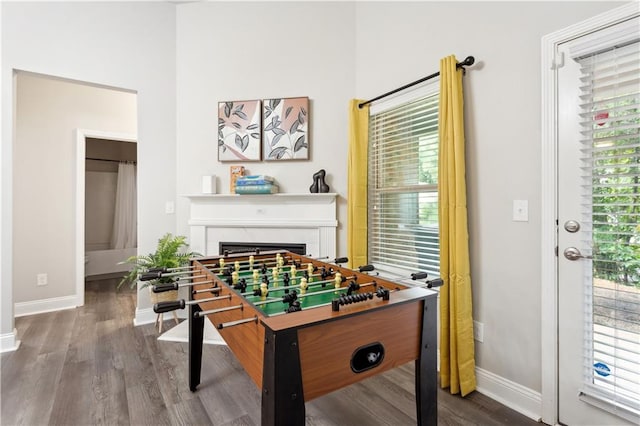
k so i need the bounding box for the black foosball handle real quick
[411,272,428,280]
[153,300,186,313]
[358,265,375,272]
[147,267,169,273]
[152,282,179,293]
[140,271,163,281]
[334,257,349,264]
[426,278,444,288]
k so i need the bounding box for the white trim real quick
[540,4,640,425]
[14,295,77,317]
[0,329,21,353]
[475,367,543,423]
[188,219,338,228]
[75,129,136,309]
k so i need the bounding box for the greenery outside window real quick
[368,83,440,277]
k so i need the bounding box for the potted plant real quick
[119,233,201,331]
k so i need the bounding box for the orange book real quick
[230,165,245,193]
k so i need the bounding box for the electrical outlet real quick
[37,273,48,286]
[473,320,484,342]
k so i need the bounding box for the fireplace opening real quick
[219,242,307,256]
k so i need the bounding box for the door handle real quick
[563,247,593,261]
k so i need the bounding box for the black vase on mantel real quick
[310,169,330,193]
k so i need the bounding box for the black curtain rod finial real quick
[458,56,475,67]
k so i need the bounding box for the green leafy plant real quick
[118,233,201,290]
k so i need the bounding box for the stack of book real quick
[235,175,279,194]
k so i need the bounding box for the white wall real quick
[175,1,356,253]
[354,1,623,393]
[13,72,136,302]
[1,2,176,337]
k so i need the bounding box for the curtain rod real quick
[86,157,136,164]
[358,56,475,109]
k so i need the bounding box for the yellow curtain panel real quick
[347,100,369,269]
[438,55,477,396]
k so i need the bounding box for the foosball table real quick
[149,250,439,425]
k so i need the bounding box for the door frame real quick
[74,128,136,307]
[540,3,640,424]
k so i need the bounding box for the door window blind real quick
[578,40,640,414]
[368,91,440,276]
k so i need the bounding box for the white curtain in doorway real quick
[111,162,137,249]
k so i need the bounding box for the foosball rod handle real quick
[425,278,444,288]
[334,257,348,264]
[153,300,186,313]
[358,264,375,273]
[411,271,428,280]
[216,316,258,330]
[152,279,215,293]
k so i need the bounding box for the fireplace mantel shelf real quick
[183,193,337,201]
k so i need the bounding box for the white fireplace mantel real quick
[184,193,338,259]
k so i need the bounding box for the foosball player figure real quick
[282,273,290,293]
[233,278,247,293]
[334,272,342,293]
[232,270,239,285]
[271,267,279,286]
[260,281,269,300]
[260,263,268,275]
[219,258,225,274]
[290,265,297,284]
[307,263,314,281]
[299,277,308,294]
[249,255,254,270]
[234,261,240,272]
[252,269,260,290]
[277,253,285,270]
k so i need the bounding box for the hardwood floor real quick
[1,279,539,425]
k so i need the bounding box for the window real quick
[368,84,440,277]
[578,40,640,414]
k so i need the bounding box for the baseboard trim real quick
[14,295,77,318]
[0,328,21,353]
[475,366,542,422]
[133,306,188,327]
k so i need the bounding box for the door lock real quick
[564,220,580,233]
[563,247,593,261]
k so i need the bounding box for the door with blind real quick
[557,15,640,425]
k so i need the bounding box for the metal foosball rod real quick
[216,316,258,330]
[194,303,244,318]
[239,274,358,296]
[140,269,208,281]
[252,281,378,307]
[410,272,445,289]
[153,294,232,313]
[152,280,216,293]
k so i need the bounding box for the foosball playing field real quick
[148,250,440,426]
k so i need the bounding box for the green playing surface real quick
[213,267,349,316]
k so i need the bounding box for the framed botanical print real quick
[262,97,309,160]
[218,100,262,161]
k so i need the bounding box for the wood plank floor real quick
[1,279,539,425]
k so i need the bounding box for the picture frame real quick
[262,96,309,160]
[218,100,262,162]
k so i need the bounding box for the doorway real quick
[75,130,137,307]
[83,137,137,279]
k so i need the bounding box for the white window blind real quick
[578,40,640,415]
[368,89,440,276]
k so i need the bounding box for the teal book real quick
[236,175,275,186]
[235,184,279,194]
